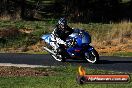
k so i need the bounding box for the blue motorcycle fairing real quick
[41,34,51,44]
[66,45,94,57]
[67,47,82,57]
[68,29,91,47]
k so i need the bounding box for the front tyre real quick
[85,49,99,63]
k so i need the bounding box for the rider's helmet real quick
[57,17,67,30]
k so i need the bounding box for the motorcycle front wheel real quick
[85,49,99,63]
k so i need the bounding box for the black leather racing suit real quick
[50,25,73,56]
[53,25,73,41]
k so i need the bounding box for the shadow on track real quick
[98,60,132,64]
[65,59,132,64]
[65,59,88,63]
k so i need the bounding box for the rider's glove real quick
[52,34,67,46]
[57,39,66,46]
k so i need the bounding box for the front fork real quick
[82,45,94,58]
[82,45,94,52]
[87,45,94,51]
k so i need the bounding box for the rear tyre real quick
[85,49,99,63]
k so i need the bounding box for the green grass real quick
[112,52,132,57]
[1,20,132,56]
[21,51,48,54]
[1,76,131,88]
[0,66,131,88]
[0,20,55,48]
[0,20,113,48]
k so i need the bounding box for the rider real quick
[50,17,73,54]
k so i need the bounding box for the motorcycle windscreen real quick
[68,33,82,46]
[69,31,91,46]
[82,32,91,44]
[41,34,51,44]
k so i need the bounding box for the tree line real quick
[0,0,132,22]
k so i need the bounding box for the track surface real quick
[0,53,132,72]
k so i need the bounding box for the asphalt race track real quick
[0,53,132,72]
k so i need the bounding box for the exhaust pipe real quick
[44,47,56,55]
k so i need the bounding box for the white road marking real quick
[0,63,55,68]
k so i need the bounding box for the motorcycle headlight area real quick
[66,38,77,47]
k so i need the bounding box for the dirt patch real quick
[0,27,21,38]
[0,40,44,53]
[0,66,57,77]
[0,27,34,40]
[93,39,132,55]
[19,28,33,34]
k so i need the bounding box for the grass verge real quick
[112,52,132,57]
[0,66,131,88]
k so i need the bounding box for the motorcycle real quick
[41,29,99,63]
